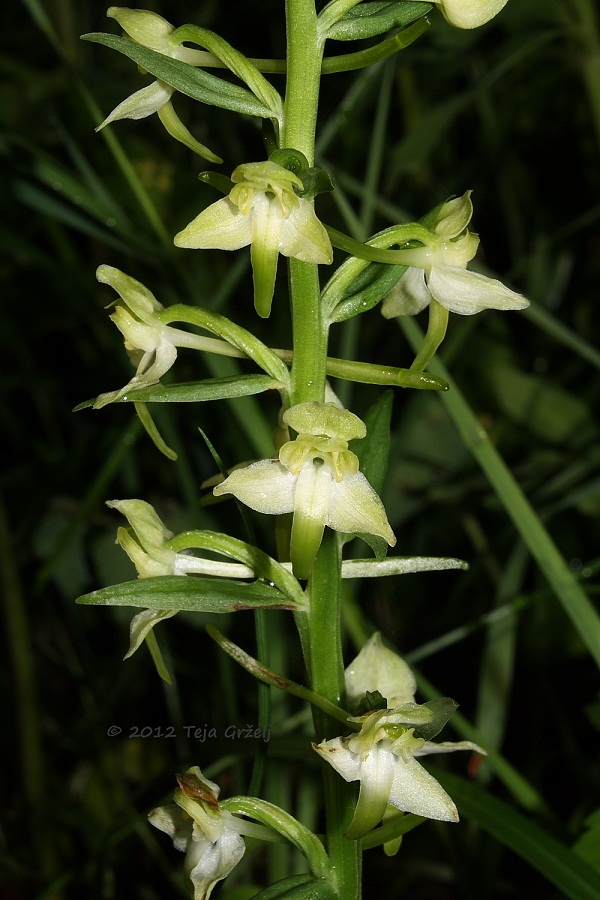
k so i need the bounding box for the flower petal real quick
[96,265,164,319]
[428,265,528,315]
[289,460,332,578]
[174,198,253,251]
[436,0,509,30]
[96,81,173,129]
[312,737,363,782]
[388,755,459,821]
[346,745,396,838]
[381,266,431,317]
[278,199,333,264]
[213,460,296,515]
[345,632,417,711]
[148,803,193,852]
[249,193,284,317]
[433,191,473,239]
[124,608,178,659]
[186,827,245,900]
[415,739,486,757]
[327,472,396,546]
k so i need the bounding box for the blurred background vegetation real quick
[2,0,600,897]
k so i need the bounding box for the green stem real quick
[283,4,361,891]
[282,0,329,406]
[289,260,328,404]
[282,0,322,162]
[307,533,362,898]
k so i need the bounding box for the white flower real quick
[313,634,484,837]
[175,161,333,318]
[381,191,527,317]
[314,705,482,836]
[417,0,510,29]
[94,265,214,408]
[97,8,220,160]
[149,767,246,900]
[213,402,395,578]
[107,499,256,658]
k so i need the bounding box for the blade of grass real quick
[400,316,600,671]
[432,769,600,900]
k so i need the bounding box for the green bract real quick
[174,161,333,318]
[323,1,433,41]
[214,402,395,578]
[381,192,528,317]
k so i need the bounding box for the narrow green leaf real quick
[76,576,301,612]
[75,375,280,409]
[250,874,337,900]
[82,33,273,119]
[433,770,600,900]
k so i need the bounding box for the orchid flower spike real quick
[174,160,333,318]
[213,402,395,579]
[422,0,510,29]
[313,634,484,837]
[97,8,220,161]
[381,191,527,317]
[149,767,246,900]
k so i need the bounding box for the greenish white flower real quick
[149,767,246,900]
[107,499,256,658]
[313,635,484,836]
[97,8,220,160]
[381,191,527,317]
[94,265,212,408]
[174,161,333,318]
[213,402,395,579]
[424,0,510,29]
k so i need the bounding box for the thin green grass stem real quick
[400,316,600,671]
